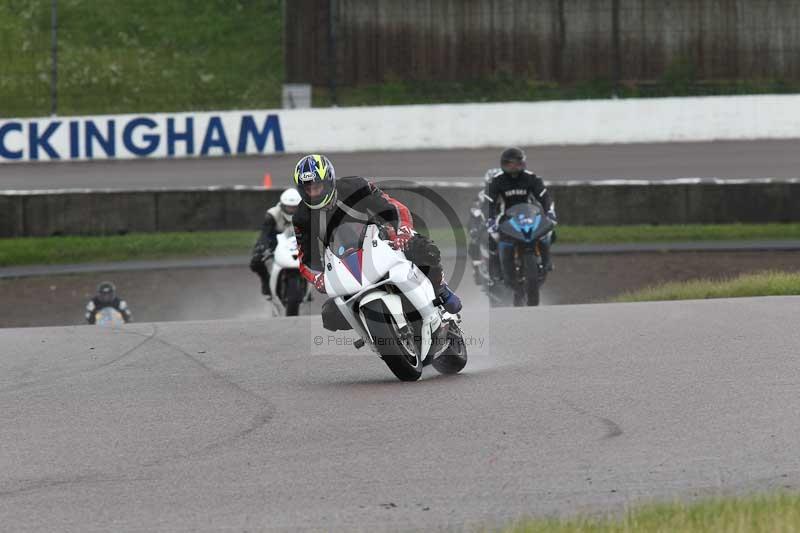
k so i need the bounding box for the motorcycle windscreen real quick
[324,224,406,297]
[360,224,406,282]
[95,307,125,326]
[499,203,553,242]
[329,222,366,260]
[325,223,369,296]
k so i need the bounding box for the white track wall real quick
[2,94,799,163]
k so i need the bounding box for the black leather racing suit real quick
[249,204,291,294]
[292,176,444,331]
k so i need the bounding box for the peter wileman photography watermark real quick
[313,333,487,350]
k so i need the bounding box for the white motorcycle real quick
[93,307,126,326]
[325,222,468,381]
[264,228,312,316]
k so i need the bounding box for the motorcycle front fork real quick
[513,242,541,282]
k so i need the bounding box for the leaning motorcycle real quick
[479,202,555,307]
[324,222,468,382]
[264,228,312,316]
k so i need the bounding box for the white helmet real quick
[279,188,302,223]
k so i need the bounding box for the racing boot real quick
[438,282,462,314]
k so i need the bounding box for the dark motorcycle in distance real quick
[479,202,555,307]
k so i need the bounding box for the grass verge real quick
[0,231,257,267]
[615,271,800,302]
[504,492,800,532]
[2,223,800,268]
[556,223,800,244]
[0,0,283,117]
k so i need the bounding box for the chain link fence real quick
[0,0,283,118]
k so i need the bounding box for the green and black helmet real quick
[293,154,336,209]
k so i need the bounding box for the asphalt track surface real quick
[2,296,800,531]
[2,139,800,190]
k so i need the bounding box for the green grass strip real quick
[615,271,800,302]
[409,224,800,246]
[2,223,800,267]
[0,231,257,267]
[505,492,800,532]
[556,223,800,244]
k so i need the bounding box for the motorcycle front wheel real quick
[524,248,540,306]
[283,273,306,316]
[511,247,540,307]
[360,299,423,382]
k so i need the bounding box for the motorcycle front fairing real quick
[268,230,300,301]
[499,203,554,244]
[272,230,300,270]
[94,307,125,326]
[267,229,311,315]
[325,224,441,357]
[324,224,407,298]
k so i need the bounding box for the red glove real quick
[392,226,414,251]
[311,272,326,293]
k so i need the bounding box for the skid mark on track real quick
[1,329,277,499]
[93,325,160,371]
[0,325,158,395]
[562,399,623,439]
[122,330,278,462]
[125,329,272,403]
[0,472,152,499]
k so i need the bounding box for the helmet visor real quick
[98,290,114,304]
[501,159,525,174]
[281,204,298,216]
[303,181,326,202]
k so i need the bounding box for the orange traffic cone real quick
[263,172,273,188]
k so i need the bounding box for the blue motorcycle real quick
[480,202,555,307]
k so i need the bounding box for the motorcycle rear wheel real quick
[432,326,468,375]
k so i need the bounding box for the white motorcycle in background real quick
[325,222,468,381]
[93,307,126,326]
[264,228,312,316]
